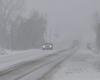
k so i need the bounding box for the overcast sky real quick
[25,0,100,49]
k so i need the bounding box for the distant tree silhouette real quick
[10,11,47,50]
[0,0,47,50]
[95,25,100,51]
[94,13,100,52]
[0,0,25,49]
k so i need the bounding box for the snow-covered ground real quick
[0,44,100,80]
[0,49,57,69]
[51,49,100,80]
[0,0,100,80]
[0,45,78,80]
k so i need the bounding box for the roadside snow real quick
[51,49,100,80]
[0,49,57,72]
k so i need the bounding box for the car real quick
[42,43,53,50]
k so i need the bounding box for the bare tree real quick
[11,11,47,50]
[0,0,25,33]
[0,0,25,49]
[0,0,47,50]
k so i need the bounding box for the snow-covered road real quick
[51,49,100,80]
[0,44,78,80]
[0,42,100,80]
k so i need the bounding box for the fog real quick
[47,0,97,49]
[0,0,100,50]
[26,0,100,49]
